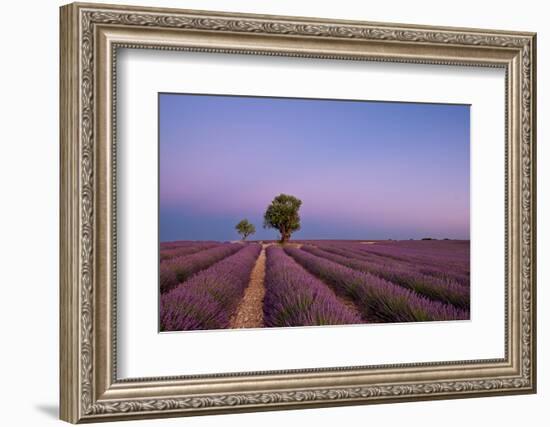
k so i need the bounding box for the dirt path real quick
[230,245,267,329]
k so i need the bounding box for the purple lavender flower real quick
[160,244,261,331]
[264,246,361,327]
[160,243,243,293]
[160,243,218,261]
[284,246,468,323]
[301,245,470,310]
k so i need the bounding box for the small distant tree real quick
[235,219,256,241]
[263,194,302,243]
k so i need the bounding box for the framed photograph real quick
[60,2,537,423]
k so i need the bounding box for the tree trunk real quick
[280,230,290,244]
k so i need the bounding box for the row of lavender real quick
[160,242,244,293]
[300,245,469,309]
[282,247,468,323]
[161,244,261,330]
[303,240,470,279]
[263,246,361,327]
[352,241,469,282]
[310,240,469,311]
[263,240,468,327]
[160,242,218,261]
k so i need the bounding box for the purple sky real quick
[159,93,470,242]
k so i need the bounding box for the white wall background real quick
[0,0,545,425]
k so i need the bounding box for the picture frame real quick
[59,2,537,423]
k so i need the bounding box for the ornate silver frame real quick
[60,2,537,423]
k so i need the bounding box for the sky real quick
[159,93,470,242]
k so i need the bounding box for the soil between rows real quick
[230,245,267,329]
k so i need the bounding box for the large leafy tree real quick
[263,194,302,243]
[235,219,256,241]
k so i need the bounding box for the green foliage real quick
[235,219,256,240]
[263,194,302,243]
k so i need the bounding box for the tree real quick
[235,219,256,241]
[263,194,302,243]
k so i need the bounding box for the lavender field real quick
[159,239,470,332]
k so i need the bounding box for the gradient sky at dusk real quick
[159,93,470,242]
